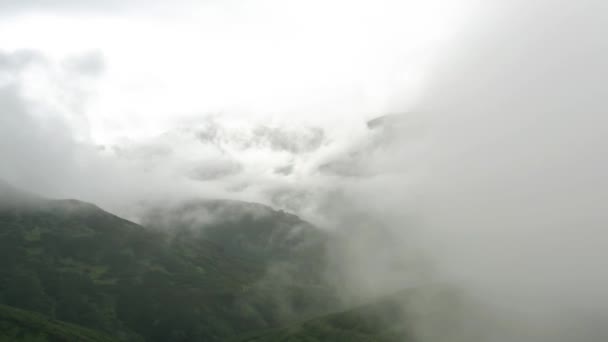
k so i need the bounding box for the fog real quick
[336,0,608,340]
[1,0,608,341]
[422,0,607,310]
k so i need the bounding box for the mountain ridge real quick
[0,182,421,342]
[0,182,340,341]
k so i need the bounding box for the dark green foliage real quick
[0,304,116,342]
[231,292,414,342]
[0,188,337,341]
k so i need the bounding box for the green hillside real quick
[0,182,436,342]
[232,291,414,342]
[0,304,115,342]
[231,286,483,342]
[0,184,336,341]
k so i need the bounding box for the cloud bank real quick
[1,0,608,340]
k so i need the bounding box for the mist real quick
[334,0,608,340]
[424,0,606,309]
[1,0,608,341]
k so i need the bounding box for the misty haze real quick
[1,0,607,341]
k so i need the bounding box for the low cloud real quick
[188,159,243,181]
[2,1,607,340]
[0,51,375,219]
[324,0,608,340]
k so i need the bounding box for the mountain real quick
[232,291,414,342]
[231,287,485,342]
[0,184,337,341]
[0,304,115,342]
[143,199,329,282]
[143,199,340,323]
[0,180,42,208]
[0,183,435,342]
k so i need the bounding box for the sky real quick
[2,0,608,341]
[0,0,475,143]
[0,0,480,217]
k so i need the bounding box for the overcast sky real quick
[0,0,481,216]
[0,0,476,143]
[2,1,608,340]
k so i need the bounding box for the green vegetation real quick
[0,187,337,341]
[232,292,414,342]
[0,184,414,341]
[0,304,115,342]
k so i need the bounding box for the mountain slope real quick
[0,304,116,342]
[140,199,339,329]
[0,185,335,341]
[232,291,414,342]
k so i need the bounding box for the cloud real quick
[0,0,198,16]
[273,164,293,176]
[188,159,243,181]
[0,0,122,15]
[0,0,479,146]
[62,50,105,76]
[0,50,79,192]
[413,0,608,311]
[3,2,607,339]
[195,118,326,154]
[252,125,325,154]
[0,49,197,216]
[0,51,377,220]
[346,0,608,340]
[0,50,45,70]
[206,0,608,340]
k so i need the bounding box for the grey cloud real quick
[395,0,608,340]
[0,0,206,18]
[140,198,277,232]
[317,121,412,178]
[0,50,106,141]
[188,159,243,181]
[0,49,158,216]
[195,120,326,154]
[262,1,608,340]
[62,51,105,76]
[0,0,126,14]
[113,143,173,160]
[0,0,160,15]
[273,164,293,176]
[0,51,74,193]
[195,119,221,146]
[366,113,407,130]
[252,125,325,154]
[267,187,313,213]
[318,157,377,178]
[0,50,46,71]
[2,2,607,340]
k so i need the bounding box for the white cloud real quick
[0,0,481,220]
[0,0,479,144]
[2,1,608,340]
